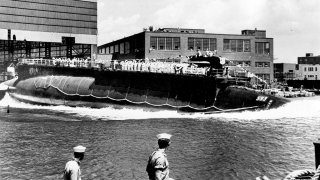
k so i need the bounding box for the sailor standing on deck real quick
[63,145,86,180]
[146,133,174,180]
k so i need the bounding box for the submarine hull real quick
[4,65,289,112]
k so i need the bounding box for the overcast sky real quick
[97,0,320,63]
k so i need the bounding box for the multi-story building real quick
[296,53,320,80]
[0,0,98,74]
[98,27,274,82]
[274,63,298,81]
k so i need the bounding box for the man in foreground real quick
[146,133,174,180]
[63,145,86,180]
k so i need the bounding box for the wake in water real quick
[1,92,320,120]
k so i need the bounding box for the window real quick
[203,38,209,51]
[188,38,216,51]
[195,38,202,50]
[150,37,157,50]
[166,37,172,50]
[244,40,250,52]
[223,39,230,51]
[256,62,263,67]
[150,37,180,50]
[173,37,180,50]
[158,37,165,50]
[209,38,217,51]
[110,46,114,53]
[237,40,243,52]
[125,42,130,54]
[188,38,194,50]
[114,44,119,53]
[255,62,270,68]
[255,42,270,55]
[120,43,124,54]
[106,47,110,54]
[223,39,251,52]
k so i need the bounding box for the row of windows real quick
[99,42,131,55]
[223,39,251,52]
[150,37,180,50]
[255,42,270,55]
[255,62,270,68]
[304,67,318,71]
[99,38,272,54]
[0,44,91,60]
[188,38,216,51]
[305,75,318,79]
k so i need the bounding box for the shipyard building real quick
[0,0,98,80]
[296,53,320,80]
[98,27,274,82]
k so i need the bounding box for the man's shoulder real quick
[151,150,166,160]
[65,160,79,169]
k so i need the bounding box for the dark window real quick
[237,40,243,52]
[150,37,157,50]
[188,38,194,50]
[173,37,180,50]
[209,38,217,51]
[166,37,172,50]
[203,38,209,51]
[244,40,251,52]
[223,39,230,51]
[120,43,124,54]
[255,42,270,55]
[150,37,180,50]
[224,39,251,52]
[158,37,165,50]
[125,42,130,54]
[230,40,236,52]
[195,38,202,50]
[114,44,119,53]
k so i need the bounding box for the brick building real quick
[98,27,274,81]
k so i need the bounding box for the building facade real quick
[98,28,274,81]
[296,53,320,80]
[274,63,297,81]
[0,0,98,73]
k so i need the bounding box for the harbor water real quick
[1,94,320,180]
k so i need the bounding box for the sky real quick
[97,0,320,63]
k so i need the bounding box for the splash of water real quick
[1,93,320,120]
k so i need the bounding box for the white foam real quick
[1,93,320,120]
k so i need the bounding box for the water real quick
[1,94,320,180]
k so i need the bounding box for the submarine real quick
[0,55,289,113]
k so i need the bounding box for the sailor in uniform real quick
[63,145,86,180]
[146,133,174,180]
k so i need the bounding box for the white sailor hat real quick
[73,145,86,153]
[157,133,172,140]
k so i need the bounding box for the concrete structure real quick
[98,27,274,82]
[274,63,298,81]
[0,0,98,73]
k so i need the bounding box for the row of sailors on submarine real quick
[53,57,91,68]
[111,60,209,75]
[22,57,92,68]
